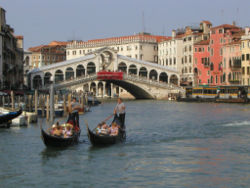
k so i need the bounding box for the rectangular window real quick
[211,48,214,56]
[247,67,250,75]
[246,54,250,60]
[242,67,245,74]
[220,48,223,56]
[242,54,245,61]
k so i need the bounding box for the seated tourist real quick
[100,122,110,134]
[64,125,72,138]
[53,123,63,137]
[96,124,102,134]
[109,122,118,136]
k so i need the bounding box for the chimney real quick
[172,30,176,38]
[245,27,250,35]
[232,21,236,26]
[16,36,24,49]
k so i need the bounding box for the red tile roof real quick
[211,24,240,30]
[201,20,212,25]
[70,34,170,46]
[194,40,210,45]
[48,41,68,46]
[15,35,23,39]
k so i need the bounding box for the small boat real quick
[37,109,64,117]
[41,121,81,148]
[86,115,126,146]
[0,108,22,128]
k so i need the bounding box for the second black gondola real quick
[86,115,126,146]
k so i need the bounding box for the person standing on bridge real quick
[113,98,126,129]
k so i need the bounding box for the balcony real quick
[229,59,241,69]
[229,79,240,84]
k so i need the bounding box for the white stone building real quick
[66,32,168,64]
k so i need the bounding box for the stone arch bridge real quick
[29,48,184,99]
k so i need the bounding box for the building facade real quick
[193,40,210,86]
[222,36,242,85]
[241,27,250,85]
[0,7,24,90]
[28,41,68,69]
[209,24,242,86]
[158,21,212,86]
[66,33,168,63]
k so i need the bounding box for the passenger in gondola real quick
[53,124,63,137]
[100,122,110,134]
[109,122,118,136]
[96,123,102,134]
[64,125,73,138]
[114,98,126,129]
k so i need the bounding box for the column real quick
[103,82,106,97]
[110,83,114,98]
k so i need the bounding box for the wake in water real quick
[221,120,250,127]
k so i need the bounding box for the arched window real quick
[76,65,85,77]
[149,69,158,80]
[139,67,148,77]
[87,62,96,75]
[118,62,127,73]
[128,64,137,75]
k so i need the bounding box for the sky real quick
[0,0,250,49]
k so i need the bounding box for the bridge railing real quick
[43,74,97,90]
[124,74,185,92]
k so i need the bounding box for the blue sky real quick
[0,0,249,49]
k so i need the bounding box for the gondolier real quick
[68,97,81,128]
[113,98,126,128]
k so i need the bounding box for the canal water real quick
[0,101,250,188]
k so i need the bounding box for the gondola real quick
[0,108,22,125]
[86,115,126,146]
[41,121,81,148]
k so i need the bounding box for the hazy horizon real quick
[0,0,250,49]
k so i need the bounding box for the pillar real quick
[110,83,114,98]
[103,82,106,97]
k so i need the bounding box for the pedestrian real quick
[113,98,126,128]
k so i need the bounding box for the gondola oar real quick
[101,114,114,123]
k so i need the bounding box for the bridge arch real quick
[128,64,137,75]
[170,74,178,85]
[90,82,97,95]
[139,67,148,78]
[87,62,96,75]
[55,69,64,83]
[159,72,168,83]
[65,67,74,80]
[33,75,42,89]
[118,62,127,73]
[76,64,85,77]
[44,72,52,85]
[149,69,158,80]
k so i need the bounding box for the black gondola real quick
[41,115,81,148]
[86,115,126,146]
[41,128,81,147]
[0,108,22,128]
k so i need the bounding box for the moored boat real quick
[86,115,126,146]
[0,108,22,128]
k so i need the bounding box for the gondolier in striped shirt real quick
[114,98,126,129]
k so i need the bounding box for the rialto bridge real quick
[29,48,184,99]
